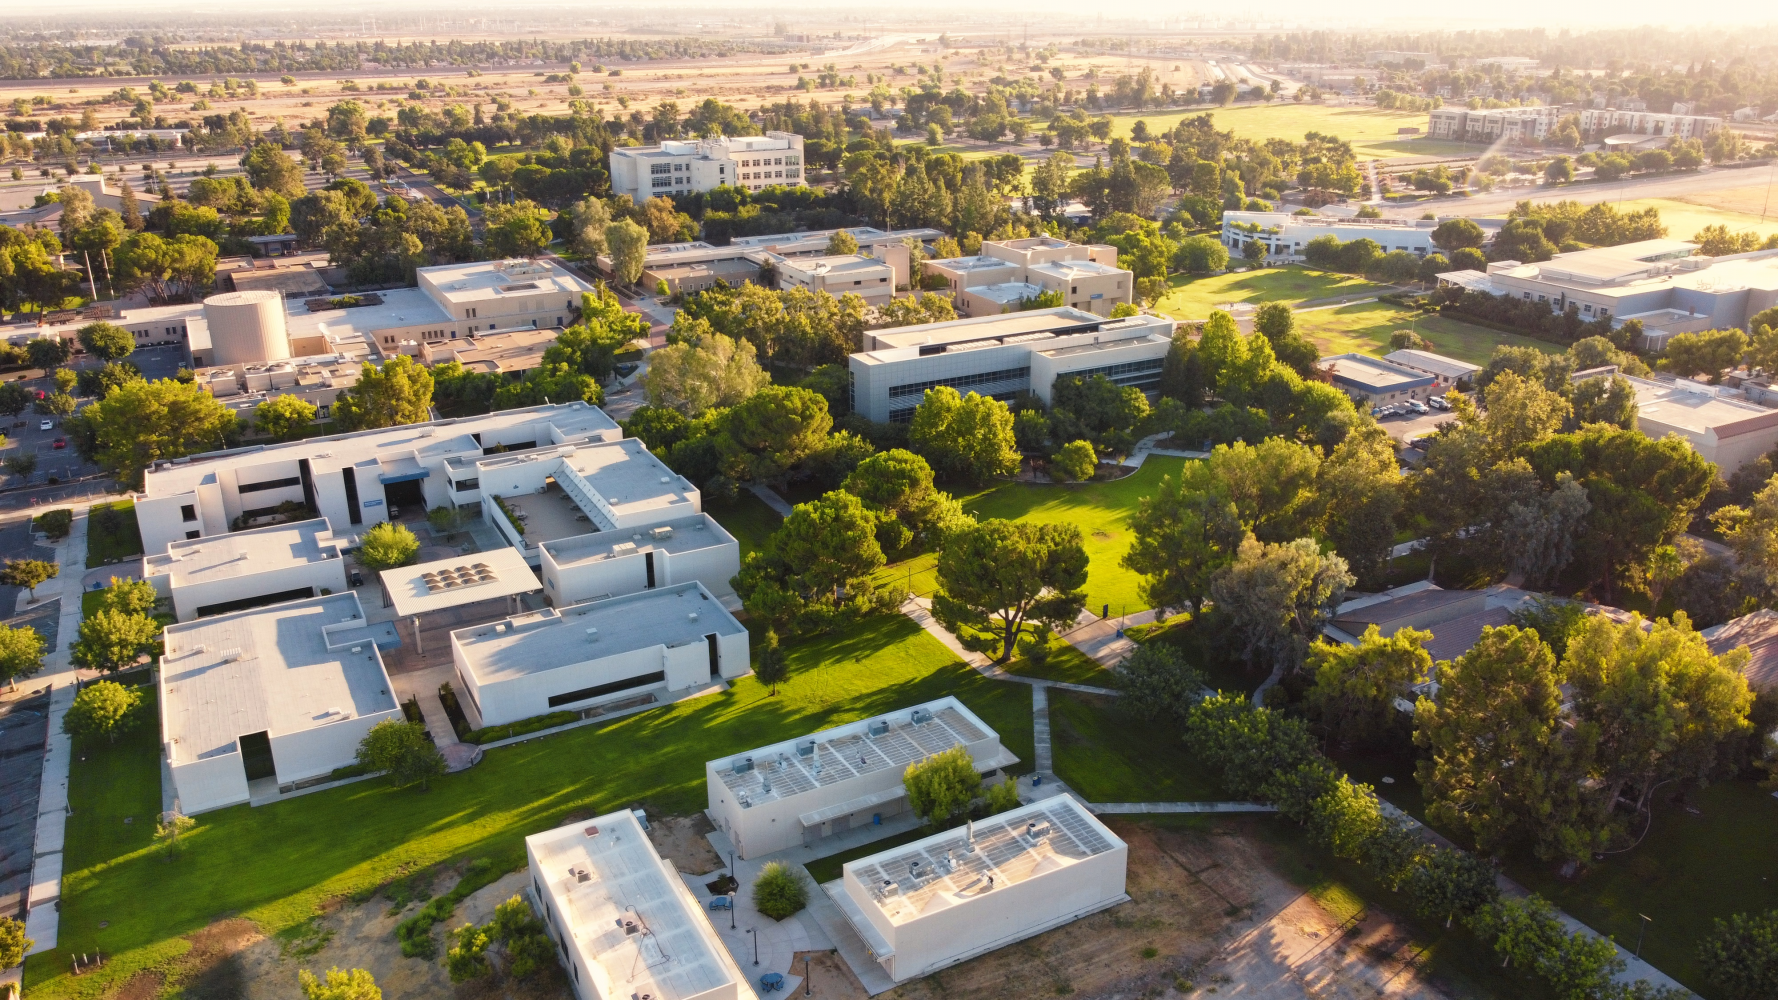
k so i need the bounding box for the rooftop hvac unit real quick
[733,756,754,774]
[910,707,932,726]
[571,866,591,883]
[650,525,674,539]
[796,739,816,758]
[868,719,889,738]
[585,627,600,640]
[688,612,699,621]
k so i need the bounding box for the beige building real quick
[1578,108,1723,139]
[420,326,558,377]
[775,254,897,305]
[632,242,764,296]
[608,131,806,201]
[926,239,1130,317]
[1622,374,1778,474]
[1426,106,1563,145]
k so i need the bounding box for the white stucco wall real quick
[167,558,349,622]
[169,751,251,815]
[460,630,747,729]
[268,708,402,784]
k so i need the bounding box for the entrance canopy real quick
[382,546,540,618]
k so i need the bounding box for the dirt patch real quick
[797,949,870,1000]
[109,971,164,1000]
[649,812,723,875]
[175,919,264,1000]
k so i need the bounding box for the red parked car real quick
[52,438,65,449]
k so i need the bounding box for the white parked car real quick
[38,419,52,431]
[1408,400,1429,414]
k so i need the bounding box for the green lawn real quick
[1292,300,1563,366]
[1003,637,1113,686]
[27,614,1034,999]
[1098,104,1436,159]
[875,456,1191,616]
[83,500,144,569]
[1156,267,1391,321]
[706,492,783,561]
[1049,691,1225,803]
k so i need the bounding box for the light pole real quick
[749,927,759,965]
[729,891,736,929]
[1635,913,1651,957]
[804,953,812,995]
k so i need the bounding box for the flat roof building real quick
[1382,349,1480,384]
[143,517,348,622]
[1317,353,1436,405]
[925,239,1128,318]
[540,512,740,608]
[134,402,622,556]
[1427,106,1563,145]
[707,697,1018,859]
[158,591,402,814]
[1438,243,1778,351]
[774,254,896,306]
[192,352,375,426]
[526,809,753,1000]
[609,131,805,202]
[1626,374,1778,474]
[832,796,1129,983]
[451,582,748,730]
[848,308,1174,423]
[1221,211,1502,263]
[1579,108,1723,140]
[420,326,559,376]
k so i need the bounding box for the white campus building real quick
[609,132,806,202]
[1218,211,1501,261]
[1436,241,1778,350]
[158,592,403,814]
[143,517,348,622]
[706,697,1018,860]
[1578,107,1723,140]
[132,402,621,555]
[832,796,1129,982]
[924,238,1131,318]
[526,809,754,1000]
[449,582,749,730]
[540,513,740,608]
[846,308,1175,423]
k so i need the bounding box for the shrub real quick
[34,509,72,539]
[752,861,809,920]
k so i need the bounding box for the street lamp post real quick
[805,954,812,996]
[729,890,736,929]
[749,927,759,965]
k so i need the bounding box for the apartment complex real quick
[1220,211,1498,261]
[608,131,806,201]
[132,402,622,554]
[847,307,1175,423]
[1436,241,1778,349]
[924,238,1130,318]
[707,697,1016,859]
[1578,108,1723,139]
[1426,106,1563,145]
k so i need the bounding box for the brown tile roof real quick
[1332,588,1479,632]
[1423,607,1515,662]
[1704,609,1778,692]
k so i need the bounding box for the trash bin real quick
[872,813,881,825]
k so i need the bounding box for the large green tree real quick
[332,355,435,431]
[642,331,768,416]
[355,719,446,790]
[253,394,318,441]
[932,519,1087,663]
[908,386,1021,483]
[70,378,240,489]
[732,490,886,632]
[723,385,832,483]
[1699,909,1778,1000]
[1307,625,1431,745]
[62,679,144,740]
[0,622,45,691]
[1210,536,1354,681]
[841,448,964,553]
[77,321,134,362]
[1415,625,1607,863]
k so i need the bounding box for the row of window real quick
[739,155,798,167]
[888,366,1031,400]
[237,475,302,495]
[888,388,1023,422]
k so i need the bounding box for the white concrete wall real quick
[542,536,740,607]
[661,541,740,597]
[170,751,251,814]
[137,492,204,555]
[168,558,348,622]
[269,708,402,785]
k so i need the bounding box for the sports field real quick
[1616,189,1778,243]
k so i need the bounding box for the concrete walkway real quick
[1121,432,1210,468]
[1062,608,1158,667]
[899,596,992,669]
[747,483,795,518]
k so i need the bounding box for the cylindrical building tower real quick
[202,290,290,366]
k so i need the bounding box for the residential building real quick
[1622,375,1778,474]
[158,591,402,814]
[419,326,559,376]
[1702,610,1778,692]
[471,437,702,565]
[608,131,805,202]
[143,518,349,622]
[1435,241,1778,349]
[1220,211,1500,261]
[526,809,752,1000]
[706,697,1017,859]
[774,254,897,305]
[1381,349,1481,386]
[1425,106,1563,145]
[540,513,740,608]
[924,238,1129,317]
[832,796,1129,983]
[1578,108,1722,139]
[450,582,748,729]
[1316,353,1437,405]
[847,308,1175,423]
[133,402,622,555]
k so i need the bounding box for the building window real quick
[238,476,302,494]
[181,504,197,522]
[185,529,201,540]
[889,366,1031,400]
[650,163,671,175]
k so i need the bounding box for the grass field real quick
[874,456,1191,616]
[26,614,1035,999]
[1615,193,1778,243]
[706,492,783,560]
[1049,691,1225,803]
[83,500,143,569]
[1003,636,1114,686]
[1292,300,1563,365]
[1155,267,1391,320]
[1097,104,1439,159]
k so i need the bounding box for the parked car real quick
[52,438,65,449]
[615,362,639,378]
[1428,396,1450,410]
[388,506,401,520]
[38,419,52,431]
[1408,400,1429,414]
[349,570,364,587]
